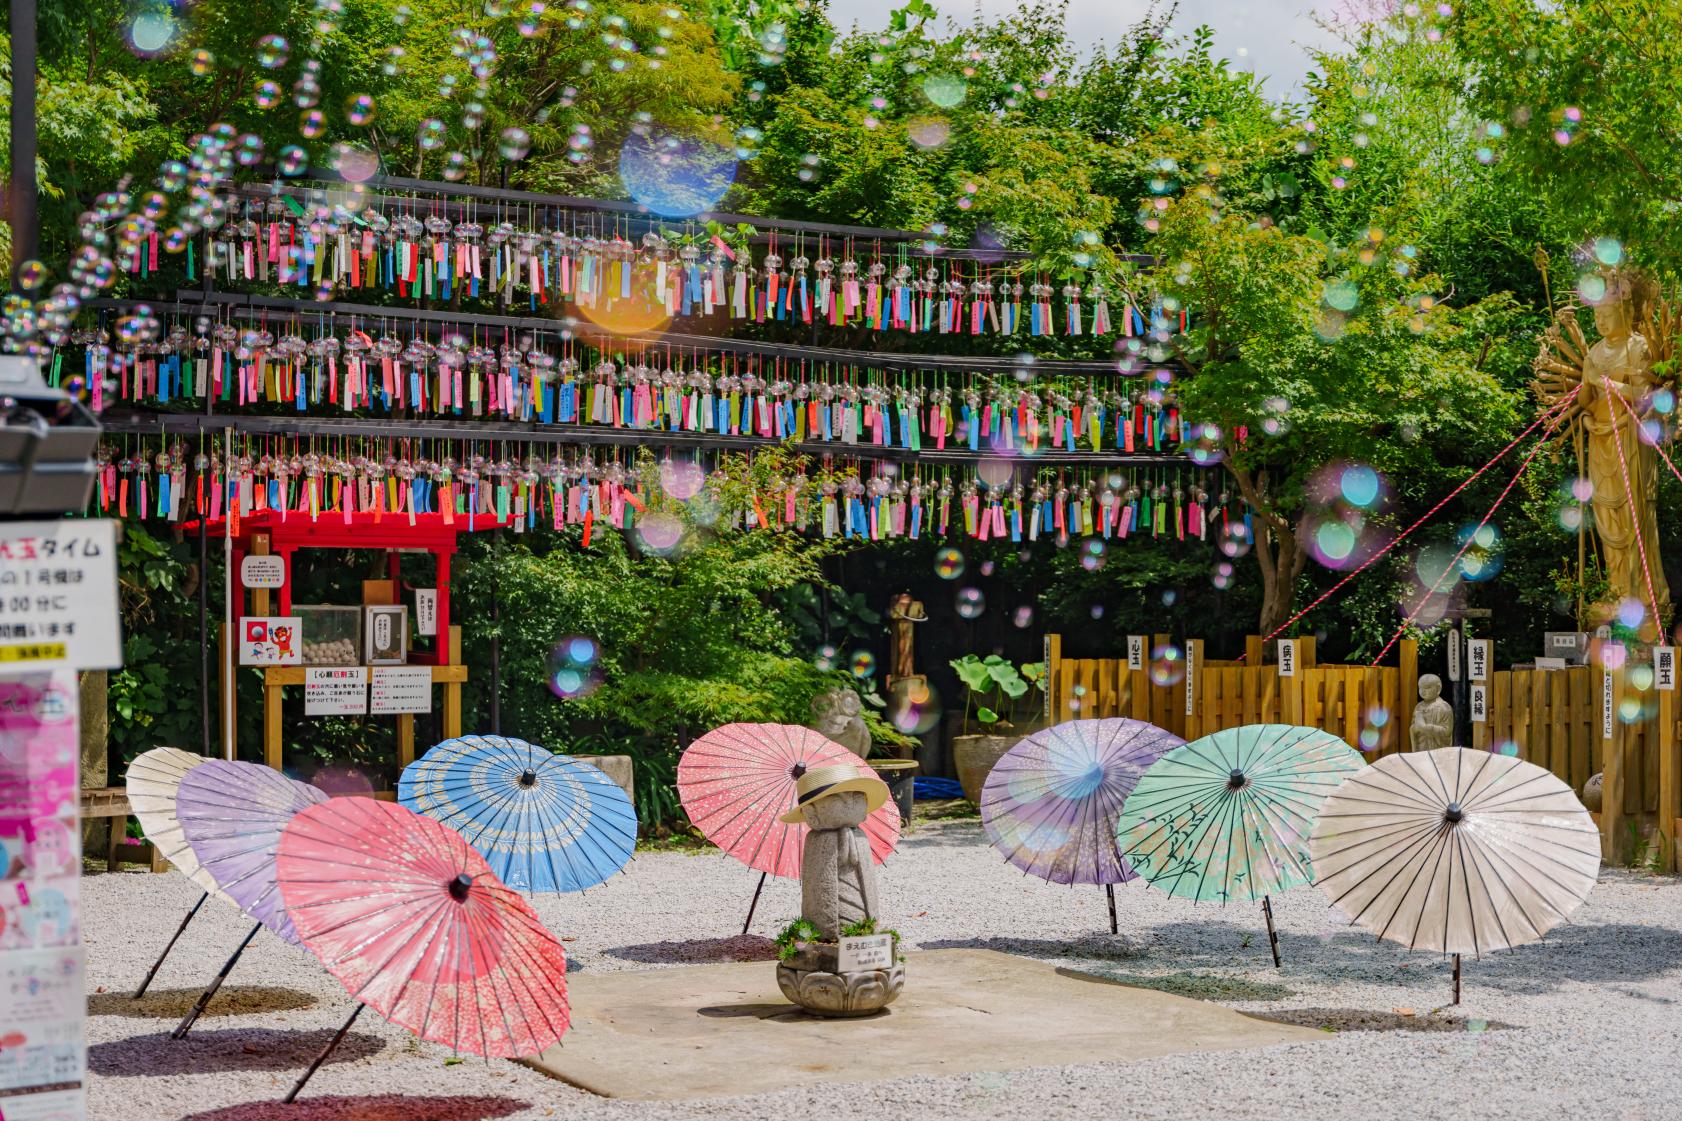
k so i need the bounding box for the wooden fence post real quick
[1245,635,1263,666]
[1398,639,1418,754]
[1660,683,1678,874]
[1045,634,1063,723]
[1281,645,1303,727]
[1601,649,1625,862]
[1184,639,1202,740]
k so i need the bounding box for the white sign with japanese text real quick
[370,666,431,714]
[1470,684,1487,723]
[1469,639,1490,682]
[239,555,285,589]
[0,520,120,672]
[1657,647,1676,691]
[837,933,895,973]
[1277,639,1296,677]
[305,668,367,716]
[1126,636,1144,672]
[415,589,438,637]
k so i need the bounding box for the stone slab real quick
[520,948,1327,1100]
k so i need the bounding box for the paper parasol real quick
[278,797,570,1061]
[1309,747,1600,956]
[1116,724,1365,903]
[677,723,900,878]
[980,718,1183,885]
[125,747,226,900]
[399,734,637,893]
[177,759,329,944]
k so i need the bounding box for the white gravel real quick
[84,817,1682,1121]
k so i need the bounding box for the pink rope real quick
[1369,391,1580,666]
[1602,383,1665,629]
[1238,390,1581,663]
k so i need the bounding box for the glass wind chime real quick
[171,196,1189,340]
[90,439,1239,547]
[66,319,1187,455]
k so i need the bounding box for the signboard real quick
[415,589,438,637]
[0,520,120,672]
[0,672,85,1121]
[370,666,431,714]
[239,555,285,589]
[239,617,302,665]
[1277,639,1296,677]
[837,933,895,973]
[1184,641,1197,716]
[1126,636,1144,672]
[1602,663,1616,740]
[1446,629,1462,682]
[304,667,367,716]
[1657,647,1677,691]
[1470,683,1487,723]
[1468,639,1490,682]
[364,606,408,666]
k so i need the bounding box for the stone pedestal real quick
[775,943,905,1017]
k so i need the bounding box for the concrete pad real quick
[521,948,1327,1100]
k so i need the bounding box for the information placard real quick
[415,589,438,637]
[239,617,302,665]
[305,667,368,716]
[1469,639,1490,682]
[1657,647,1676,691]
[1470,683,1487,723]
[1447,631,1462,681]
[1277,639,1296,677]
[0,520,120,672]
[837,933,895,973]
[370,666,431,714]
[1184,641,1197,716]
[1126,636,1145,672]
[240,555,285,589]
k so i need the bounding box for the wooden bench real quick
[79,787,167,873]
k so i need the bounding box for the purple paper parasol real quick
[980,718,1184,886]
[177,760,329,944]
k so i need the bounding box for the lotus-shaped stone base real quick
[775,944,905,1017]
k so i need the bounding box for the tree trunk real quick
[1225,463,1308,639]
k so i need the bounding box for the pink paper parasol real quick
[678,723,900,879]
[276,796,569,1101]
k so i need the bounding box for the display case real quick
[295,605,362,665]
[364,604,410,665]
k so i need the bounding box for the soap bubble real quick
[977,457,1013,488]
[256,33,290,69]
[934,547,965,579]
[1339,464,1382,508]
[922,73,967,108]
[1218,521,1253,559]
[632,510,685,557]
[1012,605,1034,628]
[1212,561,1234,589]
[418,119,446,150]
[887,678,941,735]
[1591,237,1624,267]
[498,126,532,160]
[850,650,877,678]
[1149,644,1185,686]
[127,9,177,56]
[907,116,951,149]
[955,587,985,619]
[1079,538,1106,572]
[189,48,215,75]
[1456,523,1503,581]
[548,636,601,698]
[254,80,283,109]
[16,261,47,292]
[346,94,377,125]
[443,151,470,180]
[278,146,309,176]
[618,129,736,218]
[660,459,705,500]
[300,110,326,138]
[814,645,838,672]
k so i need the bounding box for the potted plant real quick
[949,655,1046,804]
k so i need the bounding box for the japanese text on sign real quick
[370,666,431,714]
[1126,636,1144,672]
[1277,639,1296,677]
[305,668,367,716]
[0,521,120,672]
[1469,639,1490,682]
[838,933,895,972]
[1470,684,1487,723]
[1656,647,1676,692]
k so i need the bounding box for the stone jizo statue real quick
[810,687,871,759]
[779,763,887,940]
[1410,673,1454,752]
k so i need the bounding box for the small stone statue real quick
[811,687,871,759]
[776,763,905,1016]
[780,764,886,939]
[1410,673,1454,751]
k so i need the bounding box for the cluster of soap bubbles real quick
[548,635,602,699]
[886,678,941,735]
[1148,644,1184,686]
[955,586,986,620]
[1302,462,1392,571]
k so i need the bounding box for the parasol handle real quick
[1262,895,1282,969]
[742,871,768,936]
[171,920,262,1039]
[284,1003,365,1104]
[1106,883,1118,935]
[1452,953,1462,1005]
[135,891,208,999]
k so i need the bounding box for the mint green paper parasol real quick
[1115,724,1364,965]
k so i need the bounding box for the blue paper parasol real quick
[399,734,637,893]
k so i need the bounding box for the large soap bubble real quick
[618,129,736,218]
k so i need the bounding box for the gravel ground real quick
[83,816,1682,1121]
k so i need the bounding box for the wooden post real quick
[1659,683,1678,874]
[1281,646,1303,727]
[441,625,463,740]
[1184,639,1202,740]
[1398,639,1418,753]
[1152,633,1173,736]
[250,533,271,617]
[1045,634,1063,723]
[1298,636,1317,669]
[218,622,234,763]
[263,668,283,771]
[1602,652,1626,862]
[1245,635,1263,666]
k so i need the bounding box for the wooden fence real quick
[1044,634,1682,869]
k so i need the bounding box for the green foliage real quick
[949,654,1044,730]
[773,917,821,960]
[109,525,205,761]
